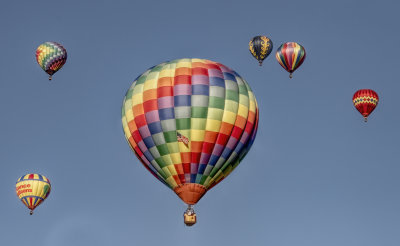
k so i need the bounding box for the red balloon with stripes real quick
[352,89,379,122]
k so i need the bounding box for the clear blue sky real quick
[1,0,400,245]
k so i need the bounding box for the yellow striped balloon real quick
[16,174,51,215]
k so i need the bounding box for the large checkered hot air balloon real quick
[36,42,67,80]
[122,58,259,226]
[16,174,51,215]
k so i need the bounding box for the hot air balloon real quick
[122,58,259,226]
[16,174,51,215]
[276,42,306,78]
[36,42,67,80]
[352,89,379,122]
[249,35,273,66]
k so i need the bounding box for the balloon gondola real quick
[122,58,259,226]
[183,205,196,226]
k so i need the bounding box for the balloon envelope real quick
[249,35,273,66]
[36,42,67,80]
[122,58,259,205]
[16,174,51,214]
[276,42,306,77]
[352,89,379,121]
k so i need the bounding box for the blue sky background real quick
[1,0,400,245]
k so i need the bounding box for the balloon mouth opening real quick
[173,183,207,205]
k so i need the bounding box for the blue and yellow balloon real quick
[16,174,51,215]
[249,35,273,66]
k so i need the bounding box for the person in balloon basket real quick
[184,205,196,226]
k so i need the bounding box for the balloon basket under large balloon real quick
[259,61,262,66]
[30,210,33,215]
[364,117,368,122]
[48,75,52,81]
[289,73,293,79]
[183,205,196,226]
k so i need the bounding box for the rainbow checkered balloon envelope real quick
[35,41,67,80]
[122,58,259,206]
